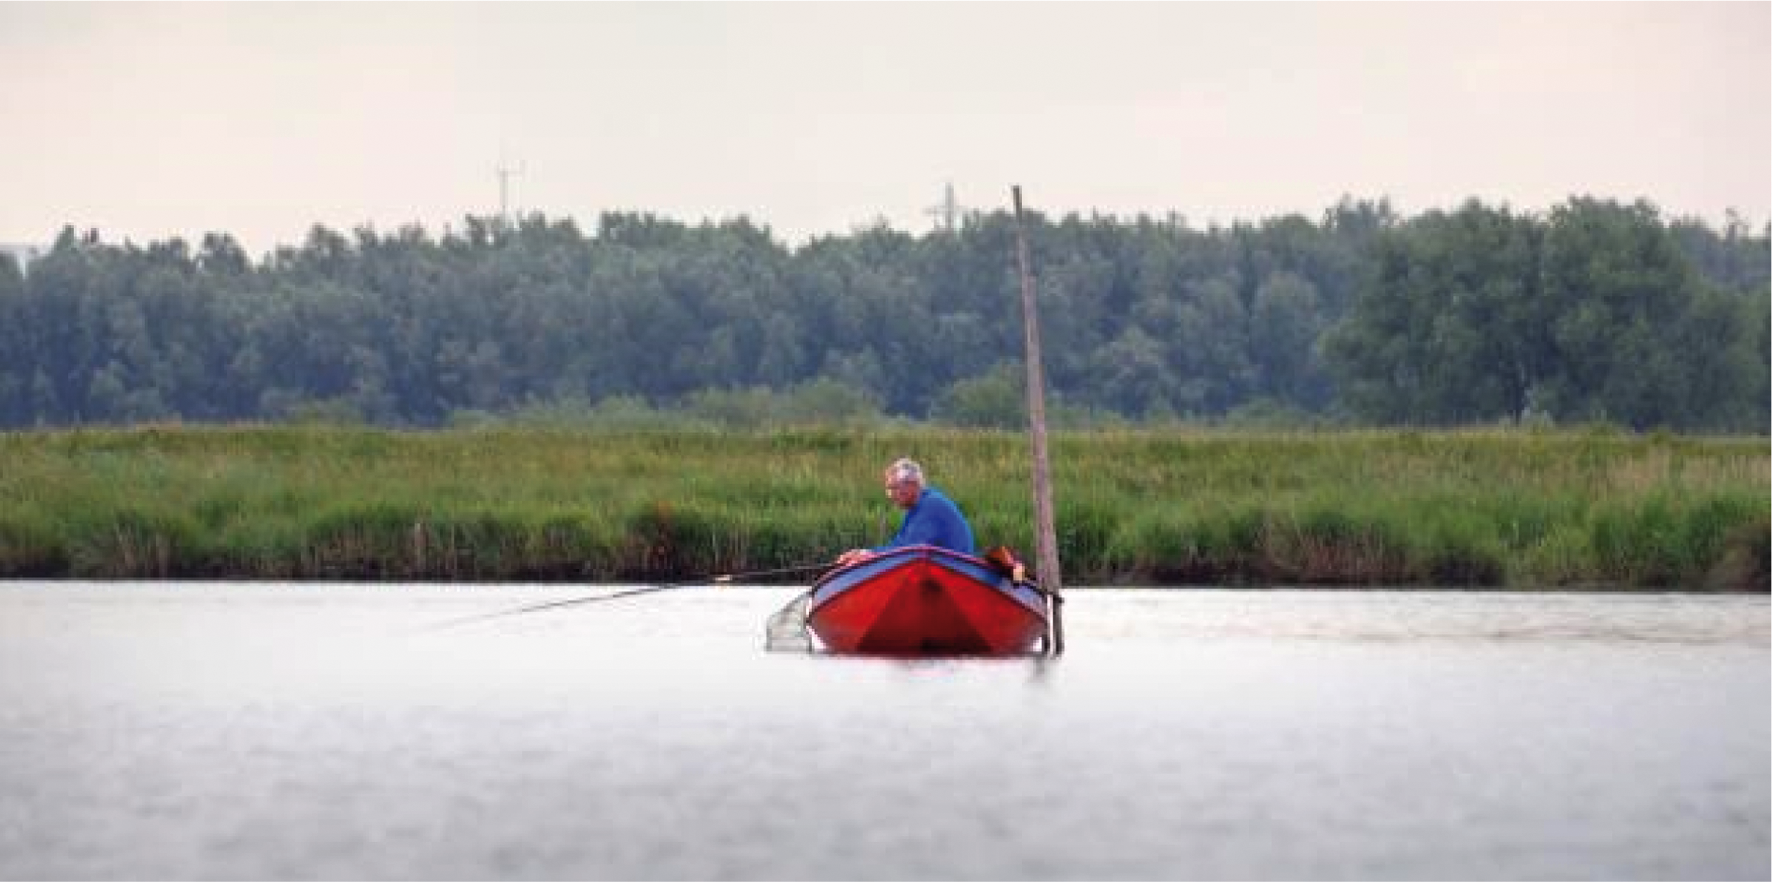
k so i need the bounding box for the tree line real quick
[0,196,1765,432]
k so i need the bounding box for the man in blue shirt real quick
[837,458,976,566]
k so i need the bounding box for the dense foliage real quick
[0,197,1764,431]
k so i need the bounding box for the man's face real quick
[884,475,921,509]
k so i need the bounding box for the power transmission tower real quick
[924,182,968,234]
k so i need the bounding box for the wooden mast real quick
[1011,186,1064,655]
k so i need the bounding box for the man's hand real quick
[836,549,873,567]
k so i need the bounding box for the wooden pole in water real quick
[1011,186,1064,655]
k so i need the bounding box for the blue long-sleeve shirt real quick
[873,485,976,555]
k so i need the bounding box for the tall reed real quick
[0,424,1764,588]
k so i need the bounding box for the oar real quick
[433,562,833,629]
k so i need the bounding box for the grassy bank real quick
[0,424,1765,589]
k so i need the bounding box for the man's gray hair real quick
[885,457,924,486]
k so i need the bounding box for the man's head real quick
[882,457,924,509]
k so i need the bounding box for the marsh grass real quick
[0,424,1764,588]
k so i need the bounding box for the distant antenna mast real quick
[496,159,526,227]
[925,182,966,233]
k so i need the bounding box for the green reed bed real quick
[0,424,1765,588]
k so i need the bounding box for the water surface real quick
[0,584,1765,880]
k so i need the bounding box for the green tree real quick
[0,253,25,424]
[1536,198,1733,428]
[931,362,1026,428]
[1324,201,1543,423]
[1248,271,1328,408]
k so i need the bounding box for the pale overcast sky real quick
[0,2,1765,253]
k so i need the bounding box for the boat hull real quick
[807,545,1049,655]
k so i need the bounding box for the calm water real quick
[0,584,1765,881]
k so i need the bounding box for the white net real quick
[763,589,815,652]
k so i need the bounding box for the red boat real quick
[806,544,1050,655]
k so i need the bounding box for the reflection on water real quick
[0,585,1765,880]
